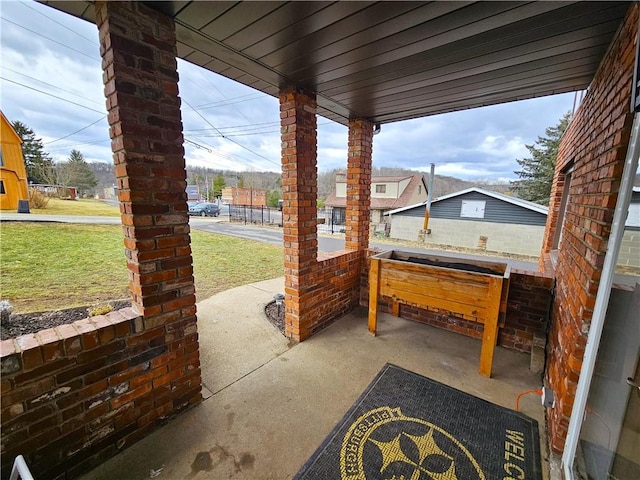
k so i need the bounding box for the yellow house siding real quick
[0,111,29,210]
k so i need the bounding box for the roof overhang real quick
[43,1,631,126]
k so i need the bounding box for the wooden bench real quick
[368,250,510,377]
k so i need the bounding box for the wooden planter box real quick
[368,250,510,377]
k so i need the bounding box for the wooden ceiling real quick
[45,1,631,126]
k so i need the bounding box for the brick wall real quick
[280,88,373,340]
[501,270,555,351]
[304,251,365,335]
[540,4,637,454]
[360,252,554,353]
[0,309,200,479]
[227,187,267,207]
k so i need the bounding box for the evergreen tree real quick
[62,150,98,196]
[213,174,226,198]
[266,189,281,207]
[511,112,571,205]
[11,120,54,184]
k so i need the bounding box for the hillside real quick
[318,167,513,199]
[92,161,630,202]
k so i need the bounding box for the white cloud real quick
[433,163,493,178]
[477,135,527,159]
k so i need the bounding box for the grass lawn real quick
[31,198,121,216]
[0,223,283,313]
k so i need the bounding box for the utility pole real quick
[423,163,435,230]
[418,163,435,243]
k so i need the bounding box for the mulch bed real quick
[264,299,285,336]
[3,298,285,341]
[1,300,131,341]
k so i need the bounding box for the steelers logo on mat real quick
[340,406,485,480]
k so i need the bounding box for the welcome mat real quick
[295,364,542,480]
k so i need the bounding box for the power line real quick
[192,96,266,111]
[17,1,99,46]
[185,138,212,153]
[185,136,272,171]
[0,77,106,114]
[45,116,107,145]
[46,139,111,153]
[187,92,263,110]
[200,74,254,125]
[1,17,100,63]
[195,129,280,138]
[182,98,280,167]
[2,66,104,107]
[184,120,279,132]
[185,120,333,138]
[184,119,332,134]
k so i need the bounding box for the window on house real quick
[418,185,422,194]
[0,180,5,194]
[376,184,386,193]
[552,163,574,250]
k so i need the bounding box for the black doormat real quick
[295,364,542,480]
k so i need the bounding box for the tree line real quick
[13,121,97,197]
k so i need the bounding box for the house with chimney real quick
[324,172,427,232]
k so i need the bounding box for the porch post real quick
[96,0,201,406]
[279,87,318,341]
[345,119,374,251]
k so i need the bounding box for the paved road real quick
[194,221,541,270]
[2,212,539,270]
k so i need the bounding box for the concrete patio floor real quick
[81,277,550,480]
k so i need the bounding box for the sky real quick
[0,1,577,182]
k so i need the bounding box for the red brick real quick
[2,377,55,406]
[111,382,153,410]
[540,4,638,455]
[0,338,17,357]
[152,368,183,388]
[18,335,44,370]
[14,358,74,384]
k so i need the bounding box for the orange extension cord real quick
[515,389,542,411]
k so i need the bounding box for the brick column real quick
[280,87,318,341]
[345,119,374,251]
[96,0,201,402]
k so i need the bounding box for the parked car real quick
[188,202,220,217]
